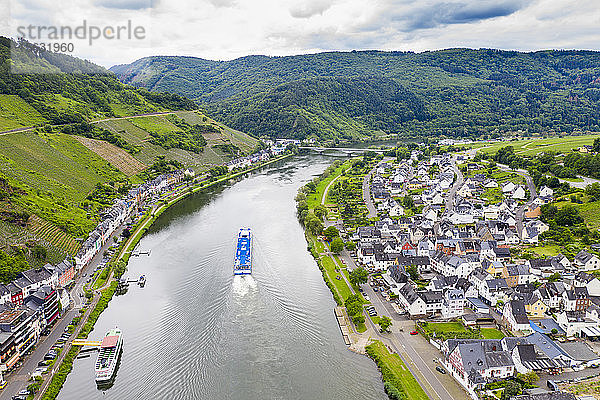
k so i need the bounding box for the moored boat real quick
[95,328,123,383]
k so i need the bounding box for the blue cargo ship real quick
[234,228,252,275]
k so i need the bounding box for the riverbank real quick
[366,341,429,400]
[295,157,435,400]
[37,153,293,399]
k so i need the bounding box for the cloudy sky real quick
[1,0,599,67]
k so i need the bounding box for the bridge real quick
[298,146,389,155]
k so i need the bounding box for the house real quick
[510,343,568,375]
[442,289,465,319]
[398,283,427,317]
[447,340,515,391]
[573,272,600,296]
[512,186,527,200]
[483,180,499,189]
[389,202,405,217]
[556,311,600,338]
[523,292,549,319]
[397,284,442,317]
[562,287,590,312]
[502,264,532,287]
[24,286,59,330]
[502,182,517,194]
[480,278,509,306]
[536,282,566,310]
[503,300,531,332]
[0,304,40,373]
[574,250,600,271]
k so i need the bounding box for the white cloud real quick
[1,0,599,67]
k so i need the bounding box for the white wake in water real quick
[232,275,257,297]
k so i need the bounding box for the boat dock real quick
[334,307,351,345]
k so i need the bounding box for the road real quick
[0,111,186,136]
[0,223,127,400]
[362,166,378,219]
[336,249,467,400]
[444,157,464,213]
[322,172,344,206]
[497,163,536,234]
[559,175,600,189]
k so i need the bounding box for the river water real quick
[58,156,386,400]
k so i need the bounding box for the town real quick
[300,144,600,400]
[0,142,290,397]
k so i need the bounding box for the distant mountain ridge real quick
[111,48,600,140]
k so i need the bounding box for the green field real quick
[554,199,600,231]
[0,94,46,130]
[176,111,257,153]
[306,160,352,210]
[470,134,600,156]
[366,340,429,400]
[321,255,353,301]
[128,115,181,135]
[528,244,561,257]
[481,328,506,339]
[424,321,467,334]
[98,112,257,172]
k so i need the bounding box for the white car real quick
[364,295,370,302]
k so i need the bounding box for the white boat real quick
[95,327,123,383]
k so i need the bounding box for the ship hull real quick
[95,328,123,383]
[234,228,252,275]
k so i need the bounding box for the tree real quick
[31,244,47,261]
[314,204,328,219]
[378,315,392,333]
[521,371,539,386]
[344,241,356,251]
[306,217,323,235]
[548,272,562,282]
[401,195,414,209]
[349,267,369,286]
[555,205,583,226]
[330,237,344,254]
[502,380,522,400]
[406,265,419,281]
[586,182,600,201]
[323,226,340,241]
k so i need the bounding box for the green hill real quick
[110,49,600,140]
[0,38,257,265]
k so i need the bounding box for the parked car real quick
[364,295,370,302]
[410,331,418,335]
[435,366,446,374]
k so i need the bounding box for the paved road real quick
[337,249,467,400]
[0,224,127,400]
[497,163,536,234]
[322,172,344,206]
[444,157,464,213]
[0,111,187,136]
[362,166,378,219]
[559,175,600,189]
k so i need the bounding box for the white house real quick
[442,288,465,318]
[512,186,526,200]
[574,251,600,271]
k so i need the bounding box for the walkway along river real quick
[57,155,386,400]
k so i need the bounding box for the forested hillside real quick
[111,49,600,140]
[0,38,196,130]
[0,38,257,270]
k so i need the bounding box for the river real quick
[58,155,386,400]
